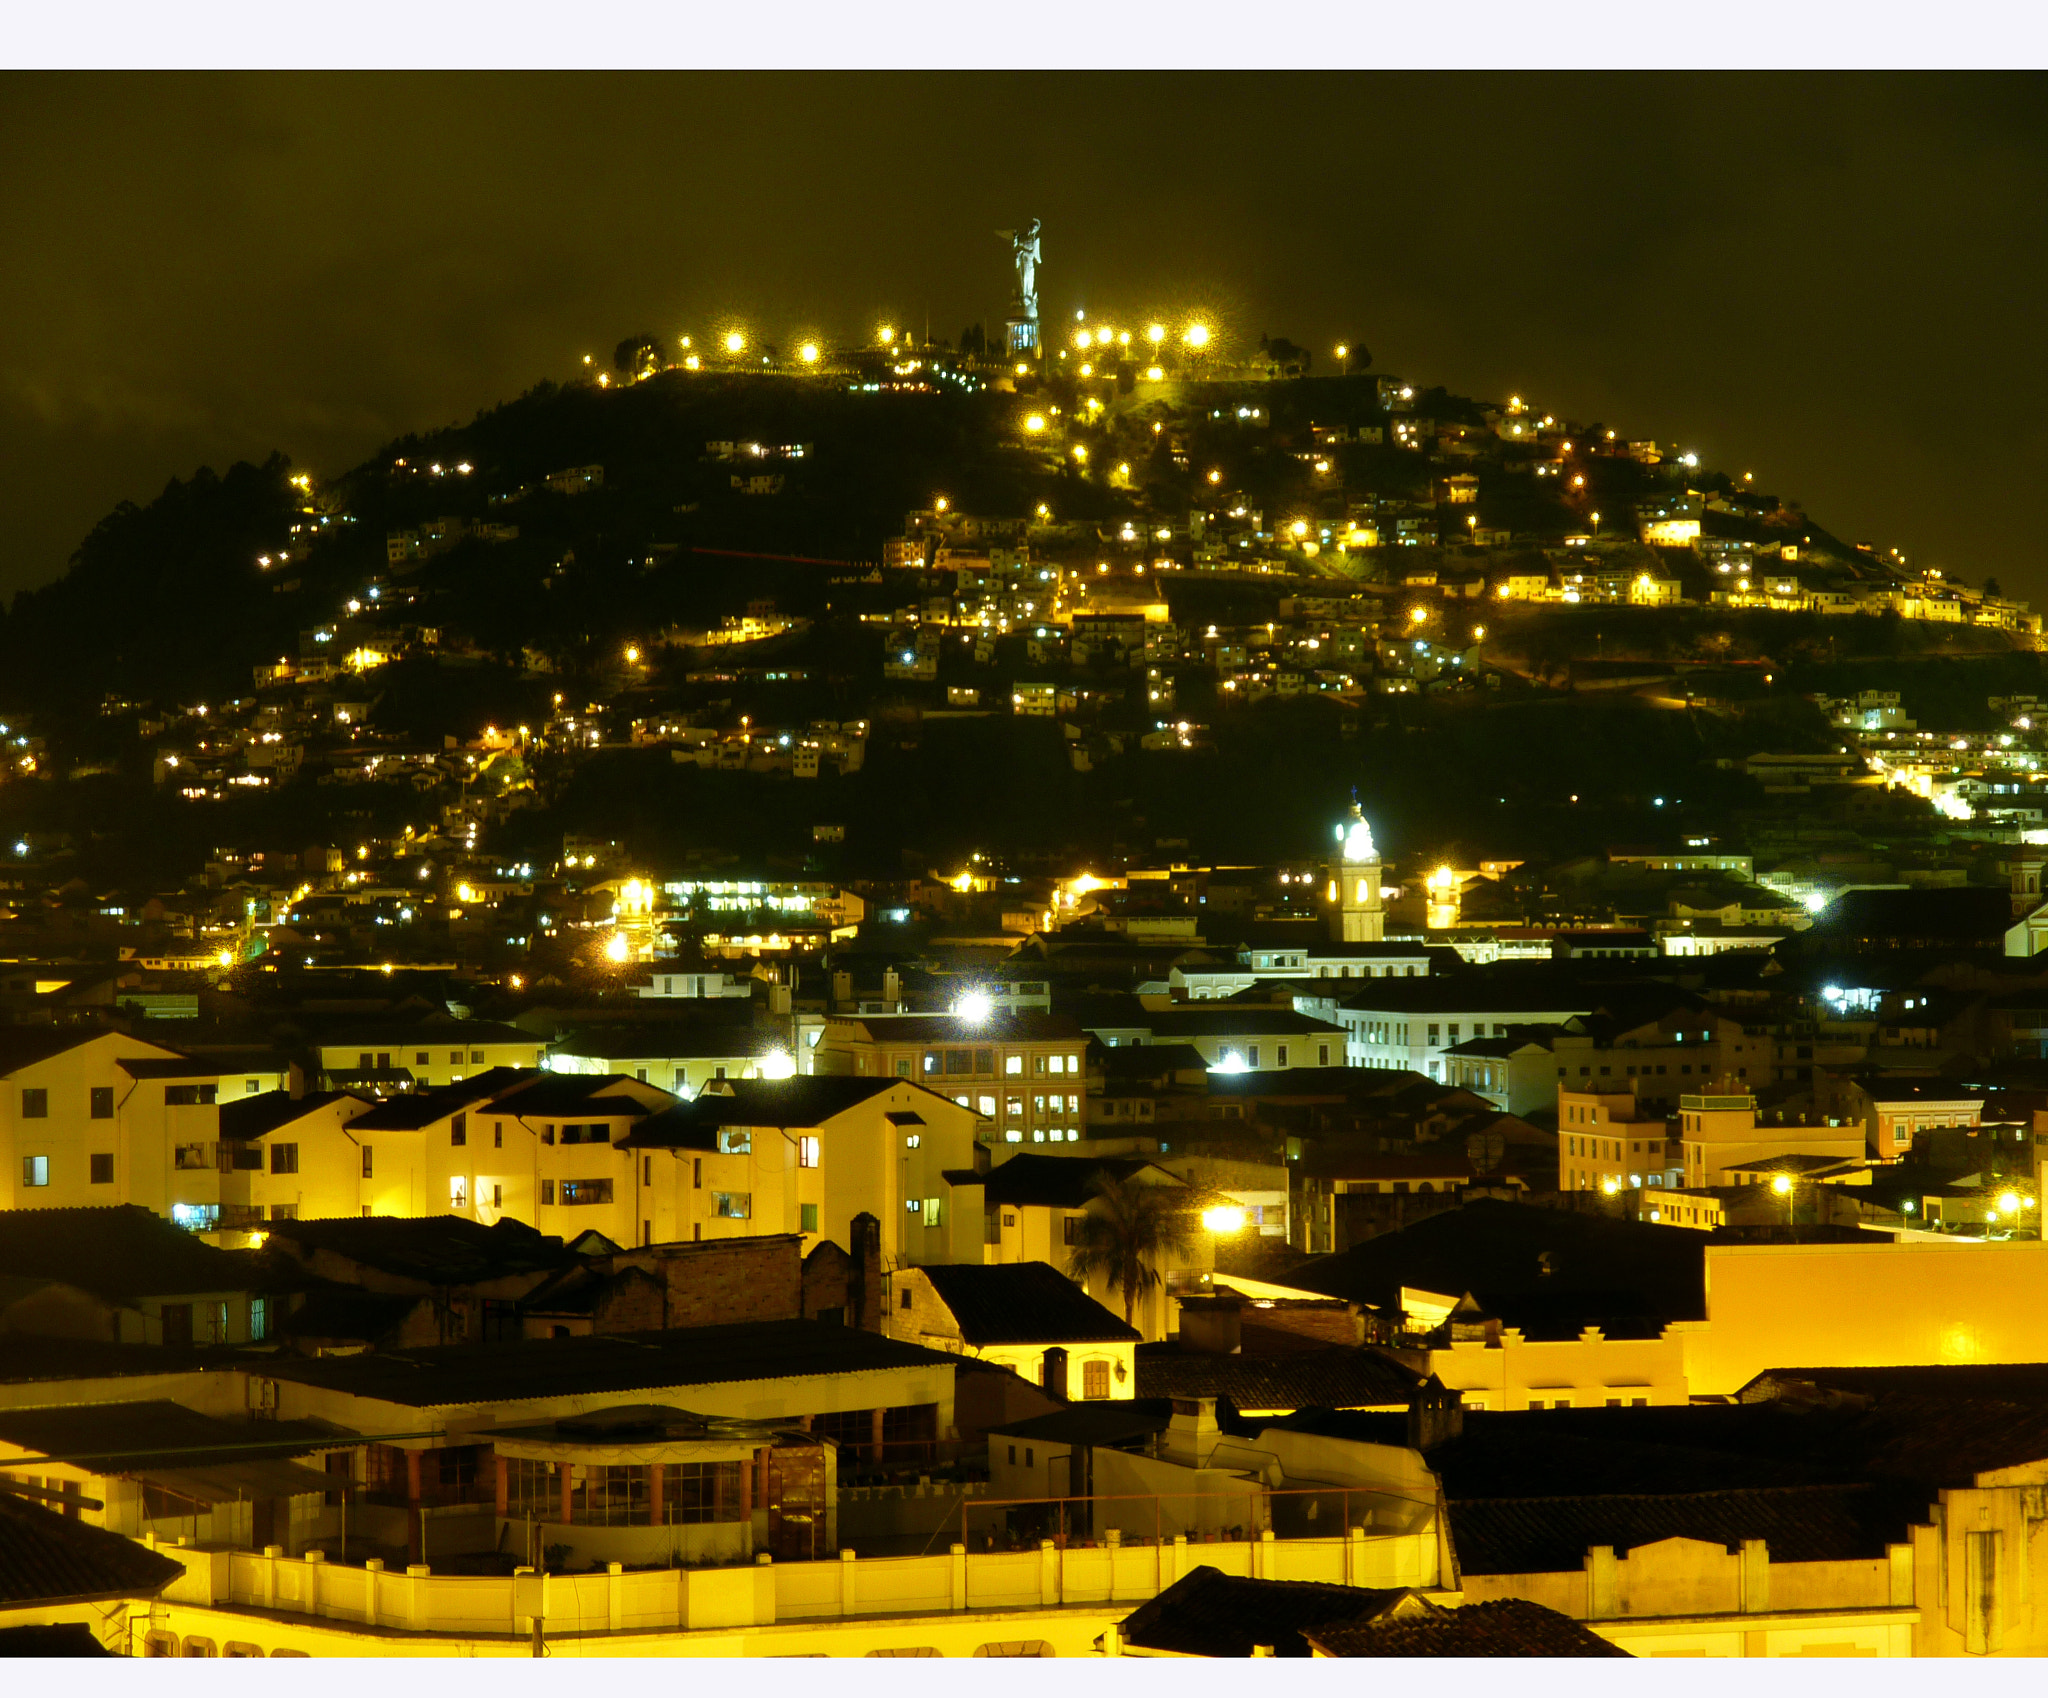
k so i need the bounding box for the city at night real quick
[1,39,2047,1670]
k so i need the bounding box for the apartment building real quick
[812,1013,1086,1145]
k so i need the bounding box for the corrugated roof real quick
[0,1401,335,1472]
[265,1214,577,1284]
[262,1320,962,1408]
[0,1205,255,1303]
[1134,1344,1422,1412]
[919,1262,1139,1346]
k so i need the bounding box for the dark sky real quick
[3,72,2044,599]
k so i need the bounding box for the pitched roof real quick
[1449,1482,1928,1574]
[979,1154,1185,1210]
[1303,1597,1630,1657]
[0,1400,335,1473]
[0,1026,161,1077]
[261,1320,962,1408]
[314,1018,544,1047]
[263,1214,578,1284]
[626,1077,950,1144]
[1135,1009,1346,1038]
[1115,1565,1415,1658]
[1134,1344,1423,1411]
[985,1400,1174,1447]
[219,1089,366,1142]
[551,1024,772,1061]
[0,1205,255,1303]
[832,1012,1083,1043]
[1287,1197,1707,1332]
[0,1490,184,1608]
[918,1262,1139,1345]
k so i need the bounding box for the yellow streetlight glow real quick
[1072,446,1088,462]
[1146,323,1165,344]
[935,496,949,512]
[1145,366,1164,381]
[604,932,630,964]
[798,341,820,364]
[1208,470,1222,483]
[1184,323,1211,349]
[1024,413,1047,433]
[1290,520,1309,538]
[723,330,745,355]
[1075,329,1093,349]
[625,645,641,663]
[1201,1204,1245,1234]
[1409,605,1428,624]
[1772,1173,1793,1196]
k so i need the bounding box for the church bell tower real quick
[1329,803,1385,943]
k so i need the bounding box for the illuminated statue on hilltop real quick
[1329,802,1385,944]
[999,217,1042,357]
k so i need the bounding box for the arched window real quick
[975,1641,1054,1657]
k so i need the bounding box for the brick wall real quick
[603,1235,804,1328]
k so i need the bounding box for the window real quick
[1082,1360,1111,1400]
[894,1057,913,1078]
[450,1176,467,1210]
[470,1050,484,1064]
[712,1191,750,1219]
[250,1298,268,1341]
[165,1084,216,1106]
[540,1180,555,1206]
[1318,1044,1331,1066]
[922,1197,943,1227]
[904,1133,921,1149]
[798,1136,820,1168]
[692,1158,701,1189]
[901,1288,914,1310]
[245,1079,260,1095]
[160,1303,193,1348]
[1277,1044,1289,1068]
[270,1203,297,1222]
[1426,1025,1440,1046]
[416,1051,430,1066]
[90,1152,114,1184]
[361,1146,373,1180]
[270,1144,298,1175]
[801,1202,818,1233]
[1004,1055,1023,1075]
[451,1113,467,1147]
[717,1129,752,1155]
[20,1088,46,1118]
[21,1155,48,1187]
[977,1095,996,1117]
[1049,1055,1065,1075]
[1247,1045,1260,1068]
[494,1123,503,1148]
[560,1178,614,1206]
[450,1050,462,1065]
[89,1086,113,1119]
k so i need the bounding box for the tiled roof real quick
[986,1400,1174,1446]
[1134,1343,1422,1411]
[919,1262,1139,1346]
[1447,1482,1927,1575]
[625,1077,930,1144]
[264,1214,578,1284]
[1115,1564,1412,1658]
[979,1154,1182,1210]
[220,1089,366,1142]
[0,1490,184,1608]
[832,1012,1083,1042]
[550,1024,771,1061]
[1304,1597,1630,1657]
[262,1320,963,1408]
[1137,1009,1346,1038]
[0,1205,255,1302]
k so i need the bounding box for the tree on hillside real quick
[613,334,664,378]
[1064,1170,1197,1326]
[959,323,987,358]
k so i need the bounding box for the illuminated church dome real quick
[1329,803,1384,943]
[1336,803,1378,865]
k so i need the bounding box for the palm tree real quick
[1064,1170,1197,1329]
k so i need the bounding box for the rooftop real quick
[0,1204,257,1303]
[918,1261,1140,1346]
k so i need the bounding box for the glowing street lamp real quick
[798,341,820,365]
[954,990,994,1023]
[1772,1171,1794,1225]
[723,330,746,356]
[878,325,896,346]
[1023,413,1047,433]
[604,932,631,964]
[758,1049,797,1080]
[1147,323,1165,355]
[1201,1203,1246,1234]
[1183,323,1211,351]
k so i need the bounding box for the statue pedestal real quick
[1005,317,1039,357]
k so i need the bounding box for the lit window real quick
[798,1136,820,1168]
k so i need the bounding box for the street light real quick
[1772,1171,1794,1225]
[798,341,820,365]
[1184,323,1211,351]
[1201,1204,1246,1234]
[723,330,746,355]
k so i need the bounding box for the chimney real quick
[1041,1345,1069,1401]
[831,970,852,1009]
[883,967,902,1008]
[1177,1293,1243,1355]
[1406,1374,1464,1452]
[847,1213,883,1332]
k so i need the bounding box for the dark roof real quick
[1135,1344,1423,1411]
[836,1012,1083,1042]
[263,1214,579,1284]
[918,1262,1139,1345]
[1115,1565,1412,1658]
[1287,1197,1707,1332]
[979,1154,1182,1210]
[625,1076,913,1144]
[0,1205,256,1303]
[551,1024,768,1061]
[485,1071,663,1119]
[1446,1482,1928,1574]
[343,1077,510,1130]
[1135,1009,1346,1038]
[1804,887,2010,946]
[0,1336,262,1387]
[0,1491,184,1608]
[220,1089,365,1142]
[0,1622,115,1655]
[1741,1363,2048,1404]
[985,1400,1174,1447]
[261,1320,963,1408]
[275,1286,423,1344]
[1304,1597,1630,1657]
[0,1026,134,1077]
[316,1019,544,1047]
[0,1401,334,1472]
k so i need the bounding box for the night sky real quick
[2,72,2043,599]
